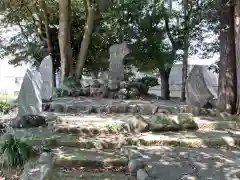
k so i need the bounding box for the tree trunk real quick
[234,0,240,113]
[180,0,190,102]
[180,38,189,102]
[75,0,95,79]
[160,69,171,100]
[59,0,71,86]
[217,0,237,114]
[40,0,56,88]
[68,43,74,76]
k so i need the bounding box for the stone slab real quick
[20,152,53,180]
[3,126,240,149]
[52,147,128,167]
[123,146,240,180]
[53,168,135,180]
[18,69,42,117]
[39,55,53,100]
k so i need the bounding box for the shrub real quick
[0,102,12,114]
[63,76,81,89]
[0,134,33,167]
[138,76,159,87]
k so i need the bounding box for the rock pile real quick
[54,79,149,99]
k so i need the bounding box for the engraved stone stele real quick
[186,65,217,108]
[17,69,43,117]
[108,42,130,81]
[39,55,53,100]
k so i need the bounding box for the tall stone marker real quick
[18,69,43,117]
[186,65,217,108]
[108,42,130,81]
[39,55,53,100]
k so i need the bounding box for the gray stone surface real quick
[45,97,181,115]
[20,152,53,180]
[108,42,130,81]
[123,146,240,180]
[39,55,53,101]
[186,65,216,108]
[18,69,43,117]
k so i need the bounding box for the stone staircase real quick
[5,97,240,180]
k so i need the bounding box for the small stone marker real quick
[39,55,53,101]
[108,42,130,81]
[18,69,43,117]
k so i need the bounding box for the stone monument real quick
[39,55,53,101]
[17,69,43,117]
[108,42,130,81]
[186,65,217,108]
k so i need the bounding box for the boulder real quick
[106,104,119,113]
[12,115,47,128]
[90,87,100,97]
[80,79,90,88]
[108,92,117,99]
[148,114,180,132]
[128,104,139,113]
[138,104,158,115]
[108,80,120,91]
[51,104,65,113]
[128,82,149,95]
[117,88,129,99]
[118,104,129,113]
[90,79,101,88]
[99,85,109,98]
[128,158,145,174]
[118,88,129,96]
[79,87,90,96]
[128,87,140,98]
[127,115,149,133]
[177,113,198,130]
[120,81,128,89]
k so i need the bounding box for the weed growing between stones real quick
[0,134,33,168]
[0,101,12,114]
[154,114,171,122]
[104,124,122,134]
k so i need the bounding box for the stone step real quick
[52,114,240,136]
[43,97,187,115]
[195,117,240,130]
[52,147,128,168]
[52,168,135,180]
[4,128,240,149]
[121,146,240,180]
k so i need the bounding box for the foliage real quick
[0,0,219,76]
[138,76,159,87]
[63,76,81,89]
[0,134,33,167]
[0,102,12,114]
[103,0,173,72]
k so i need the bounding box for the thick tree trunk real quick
[160,69,171,100]
[217,0,237,114]
[75,0,95,79]
[234,0,240,113]
[59,0,71,86]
